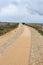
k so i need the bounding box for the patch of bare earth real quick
[30,27,43,65]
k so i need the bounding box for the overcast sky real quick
[0,0,43,23]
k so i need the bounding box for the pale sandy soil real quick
[0,24,43,65]
[0,24,31,65]
[29,27,43,65]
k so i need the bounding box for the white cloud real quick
[0,4,18,16]
[0,4,28,17]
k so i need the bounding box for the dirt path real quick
[30,27,43,65]
[0,24,31,65]
[0,24,24,55]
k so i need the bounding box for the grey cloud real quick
[0,0,43,23]
[0,0,43,15]
[28,0,43,15]
[21,0,43,15]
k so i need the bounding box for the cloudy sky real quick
[0,0,43,23]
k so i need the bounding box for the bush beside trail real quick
[0,22,19,36]
[23,23,43,35]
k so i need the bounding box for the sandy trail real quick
[0,24,31,65]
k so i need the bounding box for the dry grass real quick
[0,22,19,36]
[23,23,43,35]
